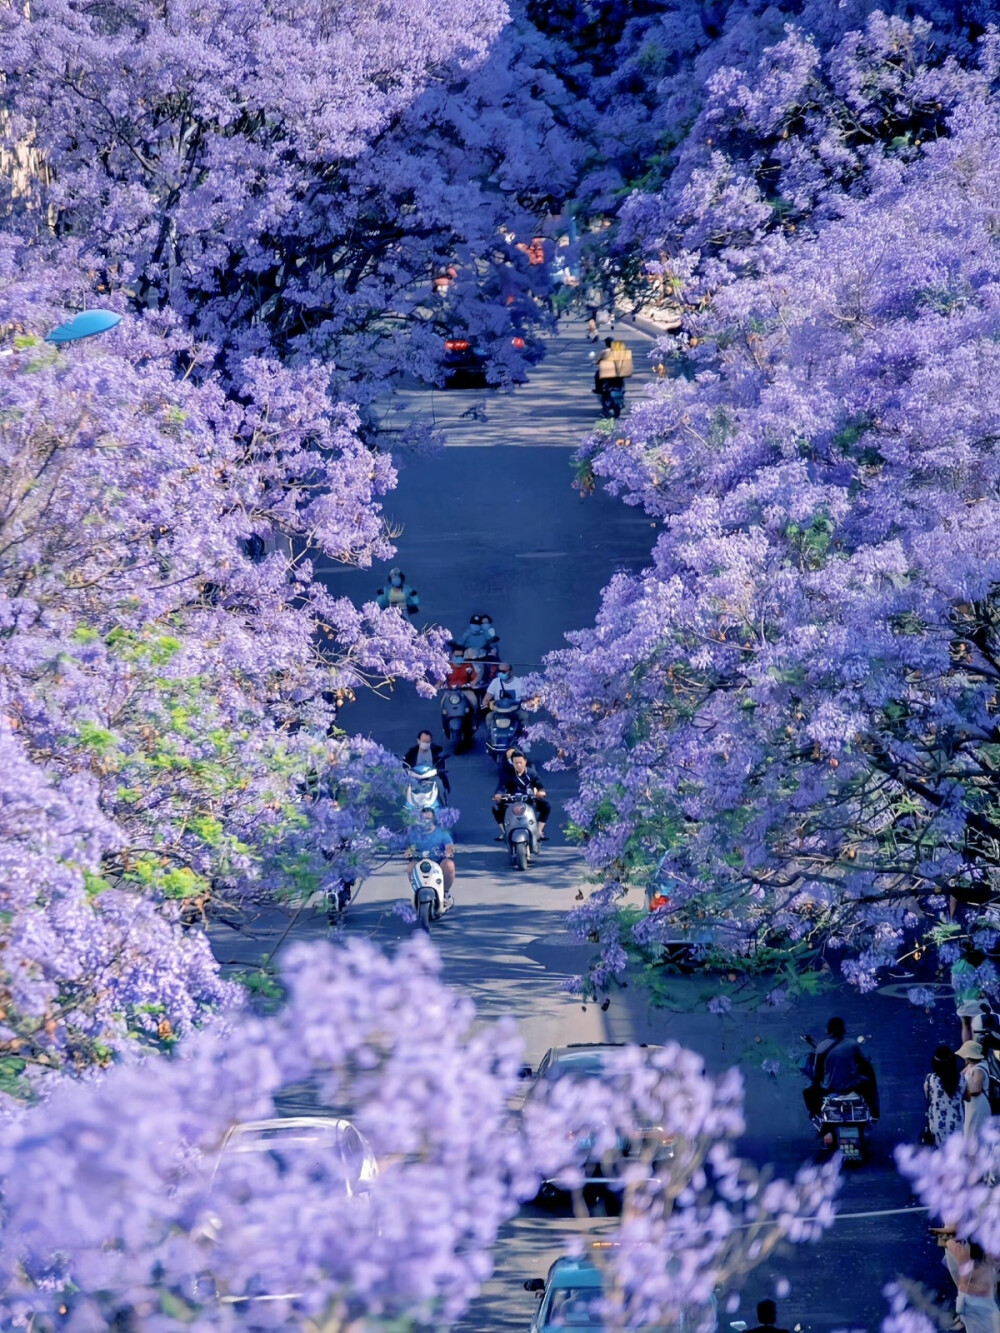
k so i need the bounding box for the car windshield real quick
[544,1285,604,1327]
[545,1052,615,1080]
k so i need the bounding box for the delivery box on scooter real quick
[610,340,633,377]
[595,341,633,379]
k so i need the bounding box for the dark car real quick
[443,333,529,387]
[521,1043,674,1209]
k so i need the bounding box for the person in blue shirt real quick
[406,809,455,901]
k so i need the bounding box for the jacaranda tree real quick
[0,0,588,404]
[538,18,1000,1003]
[0,938,838,1331]
[0,239,447,1082]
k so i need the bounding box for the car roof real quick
[547,1257,603,1288]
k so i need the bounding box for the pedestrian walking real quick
[945,1238,1000,1333]
[958,1041,990,1141]
[924,1043,963,1146]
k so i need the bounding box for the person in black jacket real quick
[403,730,450,797]
[492,750,550,839]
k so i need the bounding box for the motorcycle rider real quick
[403,729,451,797]
[376,567,420,616]
[484,662,524,711]
[492,750,550,841]
[406,808,455,903]
[458,612,499,657]
[804,1017,879,1135]
[593,338,619,393]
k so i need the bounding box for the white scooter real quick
[498,793,540,872]
[410,857,452,932]
[403,764,445,816]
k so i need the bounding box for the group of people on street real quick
[403,737,552,883]
[396,608,553,902]
[924,1000,1000,1147]
[922,1000,1000,1333]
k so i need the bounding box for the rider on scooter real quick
[403,730,451,797]
[406,809,455,903]
[492,751,550,841]
[804,1017,879,1133]
[484,663,524,712]
[458,612,499,657]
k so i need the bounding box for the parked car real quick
[199,1116,378,1305]
[524,1254,717,1332]
[521,1044,674,1208]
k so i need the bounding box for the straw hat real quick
[957,1040,984,1061]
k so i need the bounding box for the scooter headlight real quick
[449,693,461,703]
[512,803,527,816]
[419,860,434,874]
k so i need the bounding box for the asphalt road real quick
[210,319,950,1333]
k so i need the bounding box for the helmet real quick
[470,612,492,626]
[389,567,405,584]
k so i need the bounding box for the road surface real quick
[211,319,946,1333]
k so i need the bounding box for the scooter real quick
[599,379,626,419]
[403,764,445,815]
[460,648,500,714]
[410,857,451,933]
[485,697,522,765]
[813,1091,873,1165]
[497,793,540,872]
[441,688,476,751]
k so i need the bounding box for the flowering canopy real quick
[0,242,447,1079]
[0,939,837,1331]
[0,0,585,400]
[539,16,1000,999]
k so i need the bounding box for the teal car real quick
[525,1255,717,1332]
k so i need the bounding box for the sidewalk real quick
[616,304,683,341]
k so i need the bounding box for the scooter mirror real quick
[519,1064,534,1079]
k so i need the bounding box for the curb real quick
[617,313,682,341]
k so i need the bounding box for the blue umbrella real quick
[44,309,122,344]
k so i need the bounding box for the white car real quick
[202,1116,378,1305]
